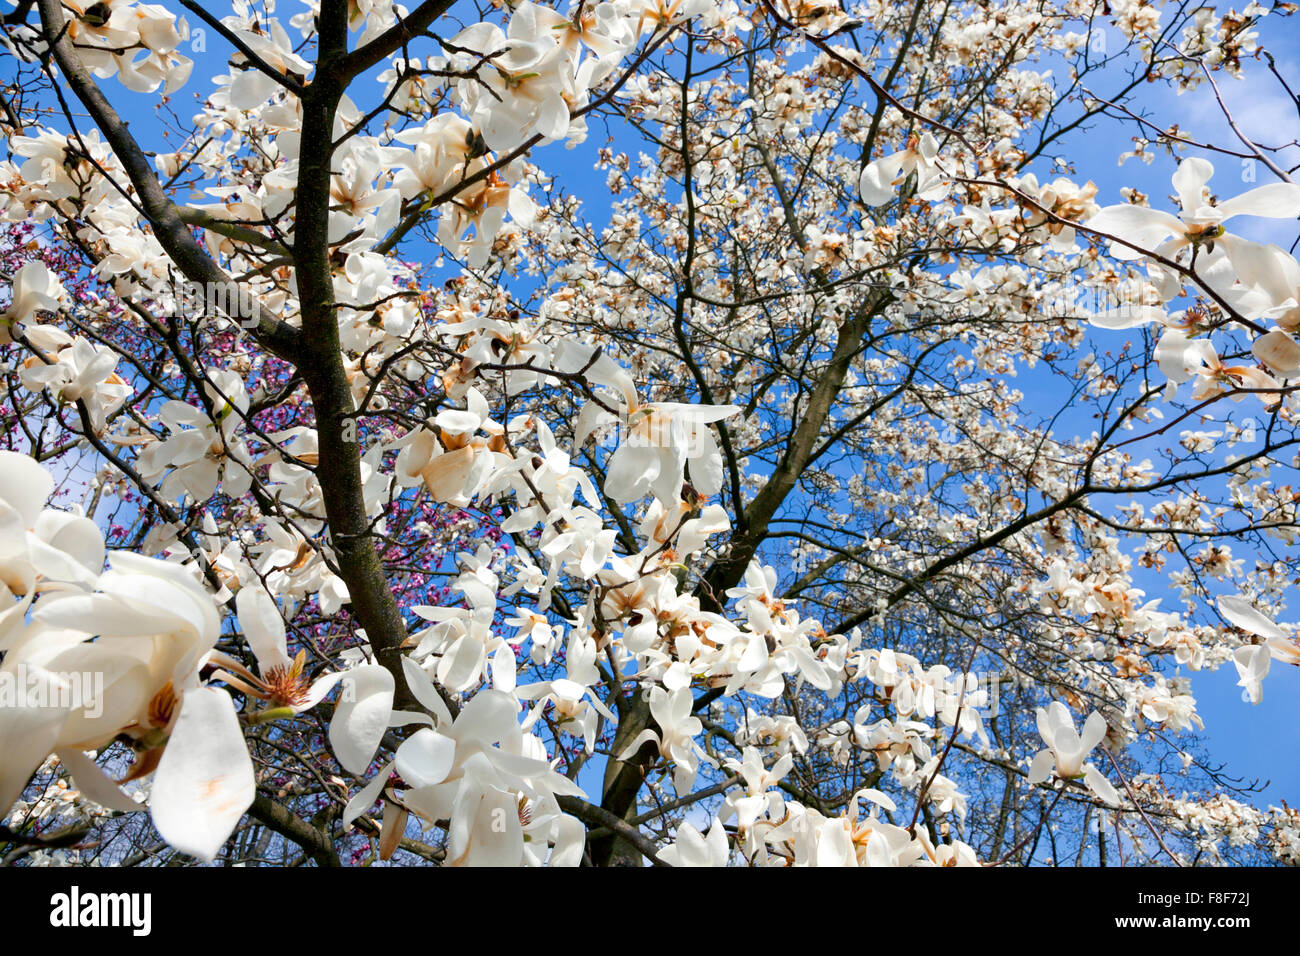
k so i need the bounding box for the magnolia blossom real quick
[1027,702,1121,807]
[1152,332,1280,403]
[219,16,311,109]
[618,685,712,793]
[518,633,615,753]
[36,0,193,96]
[449,8,579,153]
[210,586,394,773]
[1017,174,1099,252]
[18,325,132,433]
[1087,158,1300,285]
[658,818,729,866]
[860,133,949,206]
[0,261,64,343]
[0,451,103,646]
[394,387,503,506]
[721,746,792,831]
[390,687,585,866]
[606,401,741,504]
[10,550,255,862]
[134,371,254,502]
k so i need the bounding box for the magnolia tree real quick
[2,0,1300,867]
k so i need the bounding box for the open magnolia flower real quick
[1153,332,1281,403]
[1087,158,1300,282]
[618,685,713,793]
[134,370,254,503]
[18,325,132,433]
[805,789,921,867]
[449,8,578,153]
[407,546,515,692]
[1017,174,1099,252]
[860,133,949,207]
[219,15,311,109]
[517,632,615,753]
[604,401,741,505]
[208,586,394,774]
[562,341,741,505]
[38,0,194,96]
[658,818,730,866]
[722,745,793,831]
[395,387,505,506]
[1027,702,1121,807]
[389,686,585,866]
[9,551,255,862]
[0,261,65,343]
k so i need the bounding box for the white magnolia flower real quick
[618,685,712,793]
[395,388,503,506]
[392,688,585,866]
[860,133,949,206]
[207,586,393,774]
[0,261,65,343]
[1026,702,1121,807]
[19,326,132,433]
[1087,158,1300,282]
[9,551,256,861]
[604,401,741,505]
[134,371,254,502]
[518,633,615,753]
[658,818,729,866]
[722,746,792,830]
[449,11,577,153]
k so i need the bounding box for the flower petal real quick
[395,728,457,788]
[330,665,394,775]
[1219,595,1287,641]
[235,585,289,672]
[150,687,255,862]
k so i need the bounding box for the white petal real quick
[1171,158,1214,214]
[1216,182,1300,221]
[330,665,394,775]
[1080,711,1108,754]
[236,585,289,672]
[0,666,70,811]
[1084,763,1122,807]
[395,728,456,788]
[548,813,585,866]
[343,761,393,830]
[1219,595,1287,641]
[1253,330,1300,378]
[1027,749,1055,785]
[400,657,453,728]
[0,451,55,528]
[1086,205,1183,260]
[56,748,143,813]
[452,689,520,747]
[150,687,255,862]
[859,153,906,206]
